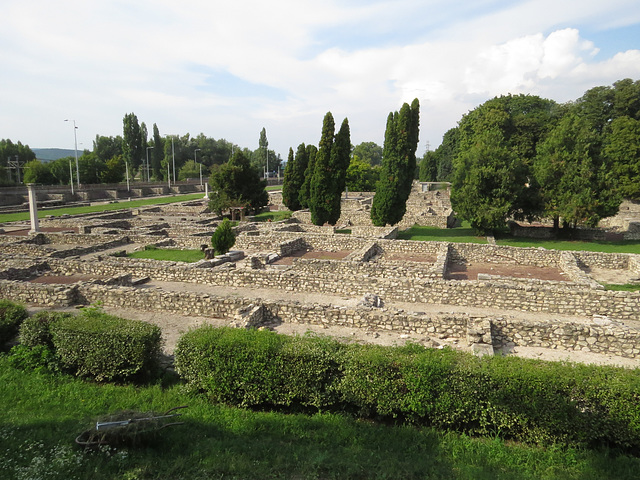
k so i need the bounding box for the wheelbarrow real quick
[75,405,187,449]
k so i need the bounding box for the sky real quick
[1,0,640,160]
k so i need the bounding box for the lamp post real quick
[146,146,154,182]
[64,119,80,188]
[195,148,202,186]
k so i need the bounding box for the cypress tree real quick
[282,147,299,210]
[328,118,351,224]
[310,112,336,225]
[299,144,317,208]
[371,99,420,226]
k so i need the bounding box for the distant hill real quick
[33,148,78,162]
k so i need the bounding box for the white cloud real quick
[0,0,639,155]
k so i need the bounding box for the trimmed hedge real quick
[49,310,162,381]
[0,299,28,346]
[175,326,640,450]
[19,311,73,348]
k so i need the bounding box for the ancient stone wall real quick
[2,279,638,358]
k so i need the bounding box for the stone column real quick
[27,183,40,234]
[204,182,209,199]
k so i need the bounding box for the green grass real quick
[398,223,640,254]
[398,223,488,243]
[127,247,204,263]
[0,193,205,224]
[252,210,292,222]
[266,185,282,191]
[1,355,638,480]
[496,237,640,254]
[604,283,640,292]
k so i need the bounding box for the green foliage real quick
[4,353,640,479]
[309,114,351,225]
[173,326,640,450]
[418,151,437,182]
[0,299,28,346]
[19,311,72,348]
[127,247,204,263]
[282,144,310,211]
[23,159,55,184]
[178,159,205,181]
[604,116,640,200]
[534,113,621,228]
[210,218,236,255]
[351,141,383,166]
[208,151,268,215]
[252,210,292,222]
[8,344,60,374]
[0,138,36,185]
[371,99,420,226]
[122,112,144,171]
[346,156,379,192]
[298,144,317,209]
[49,310,162,381]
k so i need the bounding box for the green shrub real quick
[19,311,73,348]
[8,344,60,374]
[210,218,236,255]
[175,328,344,410]
[174,326,640,450]
[50,310,162,381]
[0,299,28,346]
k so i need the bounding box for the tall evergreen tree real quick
[329,118,351,224]
[282,143,309,211]
[371,99,420,226]
[151,124,164,180]
[310,112,336,225]
[299,144,317,208]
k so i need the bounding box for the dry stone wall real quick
[2,279,638,358]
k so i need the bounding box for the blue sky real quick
[1,0,639,160]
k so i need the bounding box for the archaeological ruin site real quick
[1,182,640,366]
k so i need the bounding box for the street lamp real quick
[195,148,202,186]
[64,119,80,188]
[146,146,154,182]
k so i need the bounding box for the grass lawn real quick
[252,210,292,222]
[399,223,640,254]
[496,237,640,255]
[604,283,640,292]
[127,247,204,263]
[397,223,488,244]
[0,193,205,224]
[1,355,638,479]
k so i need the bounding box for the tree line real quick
[1,115,283,187]
[419,78,640,234]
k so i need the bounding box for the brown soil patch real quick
[29,274,106,284]
[383,254,436,263]
[446,263,568,282]
[273,250,352,265]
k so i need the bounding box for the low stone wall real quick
[0,280,77,306]
[559,251,603,289]
[38,254,640,322]
[3,279,638,358]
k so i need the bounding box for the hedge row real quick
[19,309,162,381]
[175,326,640,450]
[0,299,28,346]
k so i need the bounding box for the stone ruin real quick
[0,183,639,362]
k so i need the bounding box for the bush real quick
[8,344,60,374]
[0,299,28,346]
[210,218,235,255]
[50,310,162,381]
[19,311,73,348]
[174,326,640,450]
[175,327,343,410]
